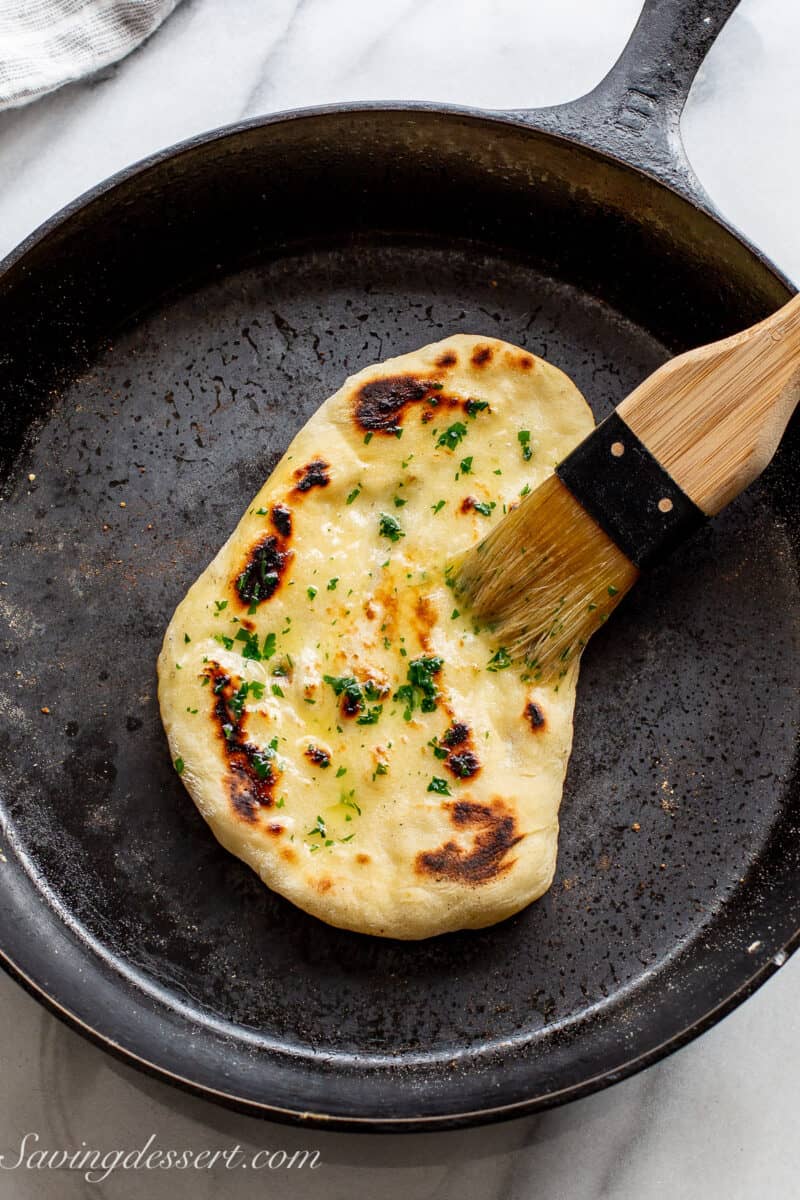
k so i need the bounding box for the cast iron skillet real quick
[0,0,798,1130]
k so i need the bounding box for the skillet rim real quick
[0,98,796,295]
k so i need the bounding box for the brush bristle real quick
[449,473,639,679]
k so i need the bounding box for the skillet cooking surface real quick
[0,109,799,1126]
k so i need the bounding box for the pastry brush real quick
[450,294,800,679]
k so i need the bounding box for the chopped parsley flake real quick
[465,398,489,418]
[307,586,318,600]
[229,679,265,720]
[487,646,512,672]
[378,512,405,542]
[324,674,386,723]
[213,599,228,615]
[247,741,277,781]
[428,737,449,761]
[213,634,234,651]
[308,815,327,839]
[459,455,473,475]
[451,608,460,619]
[346,486,361,505]
[271,683,285,697]
[183,633,191,644]
[520,483,531,497]
[174,756,185,775]
[255,507,268,515]
[234,627,275,661]
[327,577,339,590]
[336,766,347,778]
[518,430,533,461]
[393,496,407,508]
[608,585,619,596]
[437,421,468,451]
[431,499,446,514]
[341,793,362,816]
[324,674,361,700]
[394,655,443,720]
[473,500,496,517]
[427,777,451,795]
[364,432,373,445]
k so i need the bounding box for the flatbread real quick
[157,335,594,938]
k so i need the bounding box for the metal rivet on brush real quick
[658,497,674,513]
[610,441,625,457]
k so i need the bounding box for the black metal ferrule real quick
[555,411,706,569]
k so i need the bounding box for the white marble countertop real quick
[1,1,799,1196]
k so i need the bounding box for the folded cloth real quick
[0,0,181,110]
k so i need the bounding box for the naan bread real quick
[158,335,593,939]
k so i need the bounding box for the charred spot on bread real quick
[442,722,469,748]
[525,701,546,731]
[270,503,292,538]
[355,375,430,433]
[293,459,330,493]
[440,722,480,779]
[226,747,276,821]
[305,744,331,768]
[206,665,279,821]
[235,535,291,606]
[471,345,493,366]
[415,798,521,884]
[448,750,480,779]
[354,373,464,435]
[341,690,362,718]
[435,351,457,368]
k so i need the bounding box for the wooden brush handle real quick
[617,293,800,515]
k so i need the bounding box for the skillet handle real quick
[515,0,741,207]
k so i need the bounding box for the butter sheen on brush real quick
[452,294,800,678]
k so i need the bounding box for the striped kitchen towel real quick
[0,0,181,109]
